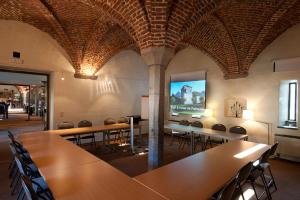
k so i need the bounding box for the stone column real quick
[141,47,174,169]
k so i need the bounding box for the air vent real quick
[273,57,300,72]
[13,51,21,58]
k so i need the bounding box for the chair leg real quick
[170,135,174,146]
[10,171,17,188]
[268,166,277,192]
[9,161,17,179]
[250,181,259,200]
[239,183,245,200]
[11,173,21,195]
[16,187,23,200]
[261,174,272,200]
[8,157,14,170]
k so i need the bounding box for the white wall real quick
[52,50,148,128]
[166,23,300,145]
[0,20,148,129]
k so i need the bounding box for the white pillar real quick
[141,47,174,169]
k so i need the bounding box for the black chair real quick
[20,175,54,200]
[190,121,206,151]
[259,142,278,193]
[170,120,189,148]
[104,118,121,144]
[118,117,130,143]
[77,120,95,146]
[57,121,78,144]
[229,126,247,135]
[212,175,239,200]
[205,124,226,149]
[236,162,254,200]
[14,153,54,199]
[248,149,272,200]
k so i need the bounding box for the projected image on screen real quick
[170,80,206,116]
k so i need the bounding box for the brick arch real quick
[78,26,137,76]
[166,0,222,48]
[0,0,139,77]
[242,0,300,71]
[181,21,229,76]
[77,0,151,49]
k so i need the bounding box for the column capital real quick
[141,47,175,67]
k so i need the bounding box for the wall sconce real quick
[61,72,65,81]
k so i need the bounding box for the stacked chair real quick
[77,120,96,147]
[7,131,54,200]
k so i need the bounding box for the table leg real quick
[191,131,194,154]
[139,126,142,147]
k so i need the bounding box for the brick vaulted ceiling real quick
[0,0,300,79]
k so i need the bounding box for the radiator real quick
[275,134,300,162]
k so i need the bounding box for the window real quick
[288,82,297,121]
[278,80,298,129]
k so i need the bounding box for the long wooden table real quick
[135,140,269,200]
[18,124,269,200]
[18,132,166,200]
[165,123,248,154]
[44,123,133,137]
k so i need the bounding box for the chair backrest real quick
[11,140,28,155]
[8,130,14,140]
[117,117,128,123]
[237,162,253,183]
[57,121,74,129]
[21,175,39,200]
[191,121,203,128]
[260,148,271,164]
[104,118,116,125]
[78,120,92,128]
[229,126,247,135]
[216,176,238,200]
[15,154,37,178]
[270,142,279,156]
[212,124,226,131]
[179,120,190,126]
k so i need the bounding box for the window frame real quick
[288,82,297,122]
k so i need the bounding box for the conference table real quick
[43,123,142,151]
[135,140,270,200]
[164,123,248,154]
[18,132,166,200]
[18,123,270,200]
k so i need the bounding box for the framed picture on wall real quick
[224,97,247,118]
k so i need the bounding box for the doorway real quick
[0,70,49,131]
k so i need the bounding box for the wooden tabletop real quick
[43,123,140,137]
[44,161,167,200]
[18,132,165,200]
[135,140,269,200]
[164,123,248,140]
[19,133,100,174]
